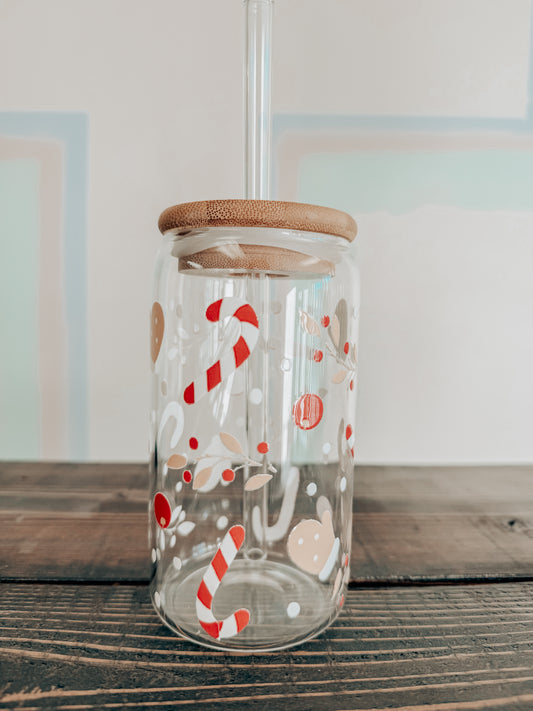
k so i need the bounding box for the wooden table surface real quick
[1,463,533,709]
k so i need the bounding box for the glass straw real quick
[243,0,273,560]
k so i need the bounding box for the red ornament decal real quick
[154,492,172,528]
[189,437,199,450]
[313,349,323,363]
[292,394,324,431]
[183,470,192,484]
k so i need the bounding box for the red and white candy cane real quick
[196,524,250,640]
[183,298,259,405]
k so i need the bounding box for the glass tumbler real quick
[149,199,359,651]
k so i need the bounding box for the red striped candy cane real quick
[196,525,250,640]
[183,298,259,405]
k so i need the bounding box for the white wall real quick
[1,0,532,463]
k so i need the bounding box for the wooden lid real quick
[158,199,357,242]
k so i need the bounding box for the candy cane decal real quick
[184,298,259,405]
[196,525,251,640]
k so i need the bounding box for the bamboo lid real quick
[158,199,357,242]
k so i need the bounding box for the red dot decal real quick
[222,468,235,483]
[351,447,355,459]
[321,315,330,328]
[183,470,192,483]
[154,492,172,529]
[345,425,353,441]
[189,437,198,450]
[350,379,354,391]
[313,349,323,363]
[222,469,235,481]
[343,342,350,355]
[339,595,345,608]
[257,441,269,454]
[292,394,324,431]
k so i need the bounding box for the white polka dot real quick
[322,442,331,455]
[173,556,182,570]
[306,482,317,496]
[180,354,187,365]
[280,358,291,372]
[154,591,161,608]
[170,535,176,548]
[340,476,347,493]
[193,323,200,333]
[314,533,319,541]
[298,538,304,546]
[287,601,300,618]
[216,515,229,530]
[221,498,230,510]
[175,481,183,493]
[151,548,156,563]
[236,416,245,428]
[313,554,319,563]
[249,388,263,405]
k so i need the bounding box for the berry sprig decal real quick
[300,300,357,389]
[164,433,277,494]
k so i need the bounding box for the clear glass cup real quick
[149,200,359,651]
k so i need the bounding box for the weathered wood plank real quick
[1,583,533,710]
[1,463,533,582]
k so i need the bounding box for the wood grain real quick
[1,463,533,583]
[2,582,533,710]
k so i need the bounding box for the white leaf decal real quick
[299,310,320,337]
[219,432,243,454]
[167,454,187,469]
[331,369,347,384]
[177,521,196,536]
[193,467,212,490]
[244,474,273,492]
[330,315,340,347]
[169,505,183,525]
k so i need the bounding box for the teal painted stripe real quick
[0,160,40,458]
[0,113,88,459]
[297,150,533,215]
[272,1,533,196]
